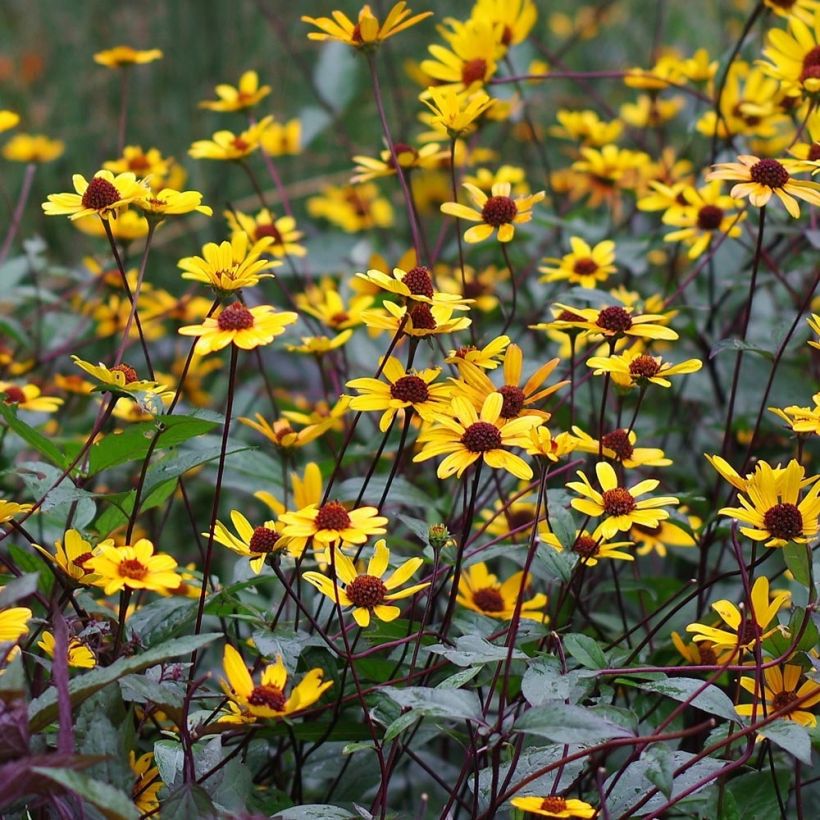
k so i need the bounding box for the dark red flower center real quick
[402,266,435,298]
[573,534,600,558]
[629,354,662,378]
[772,689,799,712]
[697,205,724,230]
[2,386,26,404]
[111,363,138,384]
[390,374,429,404]
[248,684,286,711]
[763,502,803,541]
[217,302,254,331]
[540,797,568,813]
[481,195,518,227]
[409,303,437,330]
[82,176,122,211]
[461,58,487,86]
[739,618,761,646]
[118,558,148,580]
[602,487,636,516]
[501,25,514,46]
[255,223,284,244]
[601,429,634,461]
[750,158,789,189]
[346,574,387,608]
[453,344,476,359]
[249,526,279,553]
[498,384,526,418]
[231,137,250,152]
[557,309,585,322]
[698,645,718,665]
[800,46,820,83]
[809,142,820,162]
[596,305,633,333]
[388,143,417,168]
[573,258,599,277]
[315,501,351,532]
[473,586,505,612]
[461,421,502,452]
[127,154,151,172]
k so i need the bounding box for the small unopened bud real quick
[427,523,454,550]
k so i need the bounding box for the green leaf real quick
[381,686,482,721]
[514,704,633,744]
[437,666,483,689]
[758,718,812,765]
[521,656,594,706]
[313,41,359,115]
[709,338,773,361]
[632,677,740,723]
[161,782,217,820]
[783,542,811,587]
[0,572,39,607]
[726,768,792,819]
[125,595,198,648]
[383,710,419,742]
[550,504,577,551]
[0,402,65,466]
[427,635,524,667]
[31,767,139,820]
[274,806,356,819]
[28,632,220,731]
[563,633,607,669]
[643,746,674,798]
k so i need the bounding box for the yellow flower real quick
[509,795,596,818]
[420,19,502,91]
[542,526,634,567]
[33,529,110,585]
[445,335,510,370]
[178,233,279,293]
[0,110,20,132]
[540,238,617,288]
[279,502,388,557]
[456,561,548,622]
[303,2,432,49]
[714,458,820,547]
[525,427,578,462]
[130,752,161,816]
[419,87,495,138]
[631,510,700,557]
[0,607,32,643]
[441,181,545,243]
[188,116,273,161]
[239,414,330,450]
[619,94,685,128]
[570,426,671,469]
[87,539,180,595]
[296,284,373,330]
[37,631,96,669]
[356,263,470,308]
[471,0,537,46]
[362,300,472,338]
[586,347,702,389]
[226,208,306,258]
[255,461,324,517]
[303,539,428,628]
[0,382,62,413]
[93,46,163,68]
[210,511,286,573]
[736,664,820,728]
[103,146,173,188]
[260,119,302,157]
[136,188,212,219]
[352,142,447,183]
[706,155,820,218]
[221,644,332,720]
[42,170,146,221]
[809,313,820,349]
[286,330,354,355]
[0,500,33,524]
[760,9,820,98]
[769,392,820,435]
[70,356,168,397]
[549,304,678,342]
[347,355,450,431]
[2,133,64,163]
[568,461,678,539]
[307,183,393,232]
[569,145,652,214]
[685,575,789,653]
[550,109,623,146]
[74,208,149,241]
[199,70,271,112]
[414,392,542,480]
[671,631,734,667]
[178,302,297,355]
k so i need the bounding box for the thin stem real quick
[0,162,36,267]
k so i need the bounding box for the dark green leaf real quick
[783,542,811,587]
[563,633,607,669]
[31,767,138,820]
[514,704,633,743]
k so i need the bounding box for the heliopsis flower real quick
[809,314,820,349]
[0,110,20,132]
[620,94,685,128]
[419,87,494,138]
[178,302,297,355]
[33,529,111,585]
[93,46,163,68]
[685,575,789,652]
[130,752,161,816]
[178,233,279,293]
[568,462,678,539]
[239,413,333,450]
[87,539,180,595]
[226,208,306,258]
[586,348,703,389]
[414,393,542,480]
[222,644,332,721]
[210,511,286,572]
[260,119,302,156]
[256,461,323,517]
[74,208,149,241]
[541,527,634,567]
[540,238,617,288]
[0,607,32,643]
[199,70,271,111]
[362,300,472,337]
[307,183,393,232]
[37,631,96,669]
[760,10,820,98]
[631,510,700,557]
[43,170,146,220]
[420,19,502,91]
[706,155,820,218]
[70,357,168,397]
[347,356,450,431]
[570,426,671,468]
[286,331,353,355]
[356,264,470,308]
[736,664,820,728]
[471,0,537,46]
[0,500,33,524]
[303,2,432,49]
[456,561,548,622]
[549,304,678,342]
[714,458,820,547]
[569,145,652,213]
[352,142,447,183]
[135,188,212,219]
[296,285,373,330]
[481,498,543,543]
[509,795,596,818]
[279,501,388,556]
[188,116,273,161]
[446,335,510,370]
[441,182,545,243]
[769,393,820,435]
[550,109,623,147]
[303,539,428,627]
[0,382,62,413]
[671,632,735,667]
[103,146,173,187]
[525,427,578,462]
[2,134,64,163]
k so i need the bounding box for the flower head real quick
[43,170,146,221]
[279,501,388,557]
[509,795,596,818]
[0,500,33,524]
[199,70,271,111]
[37,631,96,669]
[2,133,64,163]
[540,238,617,288]
[0,382,62,413]
[0,607,32,643]
[210,511,286,573]
[136,188,212,219]
[226,208,306,258]
[178,233,279,293]
[549,304,678,342]
[188,116,273,161]
[736,664,820,728]
[586,347,702,389]
[87,539,180,596]
[71,357,168,398]
[456,562,548,622]
[760,10,820,99]
[33,529,111,585]
[93,46,163,68]
[303,2,432,49]
[420,87,495,138]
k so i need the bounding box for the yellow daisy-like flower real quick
[441,182,545,243]
[620,94,685,128]
[0,500,33,524]
[685,575,789,652]
[70,357,168,397]
[570,426,671,469]
[446,335,511,370]
[42,170,146,221]
[714,458,820,547]
[210,511,286,573]
[550,109,623,147]
[567,461,678,539]
[509,795,596,818]
[630,510,700,557]
[764,0,820,25]
[93,46,163,68]
[472,0,537,46]
[352,142,447,184]
[286,331,354,355]
[736,664,820,728]
[136,188,212,219]
[541,526,634,567]
[307,183,393,233]
[0,110,20,132]
[706,155,820,218]
[0,382,62,413]
[586,348,702,389]
[456,561,548,622]
[760,9,820,98]
[74,208,149,241]
[188,116,273,161]
[199,70,271,112]
[671,632,735,667]
[2,134,64,163]
[540,238,617,289]
[260,118,302,157]
[103,146,173,187]
[809,313,820,349]
[419,87,494,138]
[226,208,306,258]
[255,461,323,518]
[222,644,332,721]
[33,529,111,585]
[178,233,279,293]
[769,393,820,436]
[303,2,432,49]
[346,355,451,431]
[239,414,331,450]
[420,19,502,91]
[178,302,298,355]
[0,606,32,643]
[304,539,428,627]
[130,752,161,816]
[525,427,578,462]
[362,300,472,338]
[87,539,180,596]
[356,264,470,308]
[37,631,96,669]
[548,304,678,342]
[296,285,373,330]
[414,392,542,480]
[279,501,388,557]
